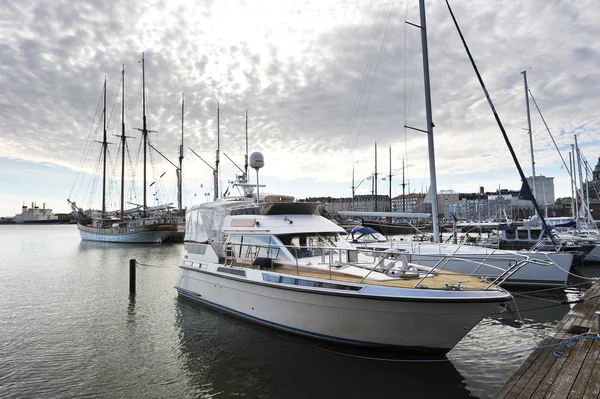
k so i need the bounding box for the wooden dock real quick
[494,280,600,399]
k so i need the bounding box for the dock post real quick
[129,259,136,294]
[596,311,600,335]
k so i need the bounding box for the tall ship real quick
[68,54,178,243]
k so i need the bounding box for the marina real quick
[2,0,600,398]
[1,224,600,398]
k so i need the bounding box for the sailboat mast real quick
[245,110,249,180]
[522,70,538,204]
[142,52,148,217]
[419,0,440,242]
[120,66,125,222]
[388,146,392,211]
[569,151,576,220]
[214,103,220,201]
[178,93,184,214]
[575,135,590,226]
[402,157,406,212]
[351,165,356,211]
[374,142,378,212]
[102,76,107,218]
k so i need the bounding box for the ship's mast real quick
[102,76,107,218]
[522,70,538,208]
[244,110,249,181]
[142,52,148,217]
[388,145,392,211]
[402,157,406,212]
[178,93,184,214]
[374,142,378,212]
[214,103,220,201]
[120,65,126,222]
[419,0,440,242]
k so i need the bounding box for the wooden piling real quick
[129,259,136,293]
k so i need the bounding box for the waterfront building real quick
[391,193,429,213]
[526,175,555,206]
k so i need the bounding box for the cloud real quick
[1,0,599,216]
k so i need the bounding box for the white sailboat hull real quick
[176,265,506,354]
[355,242,573,287]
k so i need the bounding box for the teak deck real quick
[494,280,600,399]
[273,264,494,291]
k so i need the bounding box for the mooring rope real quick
[135,261,171,269]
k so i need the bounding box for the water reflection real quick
[174,297,474,399]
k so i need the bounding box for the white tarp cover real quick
[185,200,251,242]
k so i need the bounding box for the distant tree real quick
[555,197,573,205]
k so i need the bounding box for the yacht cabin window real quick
[226,235,289,261]
[276,232,351,258]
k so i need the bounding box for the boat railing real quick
[216,239,537,288]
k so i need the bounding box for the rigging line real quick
[513,280,593,295]
[341,0,392,150]
[527,89,572,180]
[352,1,395,151]
[218,108,244,153]
[69,86,105,199]
[405,53,421,128]
[445,0,556,249]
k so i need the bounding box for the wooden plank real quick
[494,280,600,399]
[493,344,554,399]
[542,338,594,398]
[569,339,600,399]
[529,292,600,398]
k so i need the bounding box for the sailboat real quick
[338,3,576,286]
[68,55,179,243]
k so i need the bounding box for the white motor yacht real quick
[176,194,514,354]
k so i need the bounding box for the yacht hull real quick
[176,266,507,354]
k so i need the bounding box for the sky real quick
[1,0,599,218]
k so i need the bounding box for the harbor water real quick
[1,225,598,398]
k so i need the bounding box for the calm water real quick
[0,225,597,398]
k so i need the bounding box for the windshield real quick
[277,232,352,258]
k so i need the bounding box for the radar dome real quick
[249,152,264,169]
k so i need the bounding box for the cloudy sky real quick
[1,0,599,217]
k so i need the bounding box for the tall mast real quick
[374,142,378,212]
[402,157,406,212]
[351,165,356,212]
[214,102,220,201]
[522,70,537,207]
[244,109,249,181]
[571,144,580,227]
[388,145,392,211]
[419,0,440,242]
[120,66,125,222]
[178,93,184,214]
[142,52,148,217]
[102,76,107,217]
[569,151,576,220]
